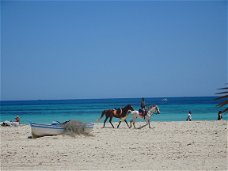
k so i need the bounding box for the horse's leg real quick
[131,115,136,129]
[133,115,138,128]
[129,119,133,128]
[103,116,108,128]
[148,117,151,128]
[148,120,151,128]
[133,121,136,129]
[117,121,121,128]
[143,116,150,128]
[109,117,115,128]
[132,117,136,129]
[124,119,130,128]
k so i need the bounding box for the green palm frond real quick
[215,95,228,100]
[216,84,228,113]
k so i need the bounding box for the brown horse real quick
[97,104,134,128]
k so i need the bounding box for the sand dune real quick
[1,121,227,170]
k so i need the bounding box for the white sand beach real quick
[1,121,227,170]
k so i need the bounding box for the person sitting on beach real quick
[186,111,192,121]
[1,121,11,126]
[15,116,20,124]
[1,120,19,126]
[218,111,223,120]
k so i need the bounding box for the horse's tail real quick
[96,110,106,123]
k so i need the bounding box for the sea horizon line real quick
[0,95,218,102]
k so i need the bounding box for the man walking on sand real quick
[186,111,192,121]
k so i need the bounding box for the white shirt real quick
[187,113,192,120]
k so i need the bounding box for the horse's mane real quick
[125,104,132,108]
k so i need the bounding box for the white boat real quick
[30,122,64,138]
[30,121,94,138]
[162,98,168,102]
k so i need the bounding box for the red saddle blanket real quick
[139,113,144,118]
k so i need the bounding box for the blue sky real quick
[1,1,227,100]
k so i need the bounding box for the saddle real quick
[138,109,147,118]
[112,108,122,116]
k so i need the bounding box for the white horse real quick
[129,105,160,129]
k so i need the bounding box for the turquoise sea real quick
[0,97,227,124]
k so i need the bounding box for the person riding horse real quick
[129,105,160,129]
[139,98,147,119]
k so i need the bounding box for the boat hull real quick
[30,123,64,138]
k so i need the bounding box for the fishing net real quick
[62,120,94,136]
